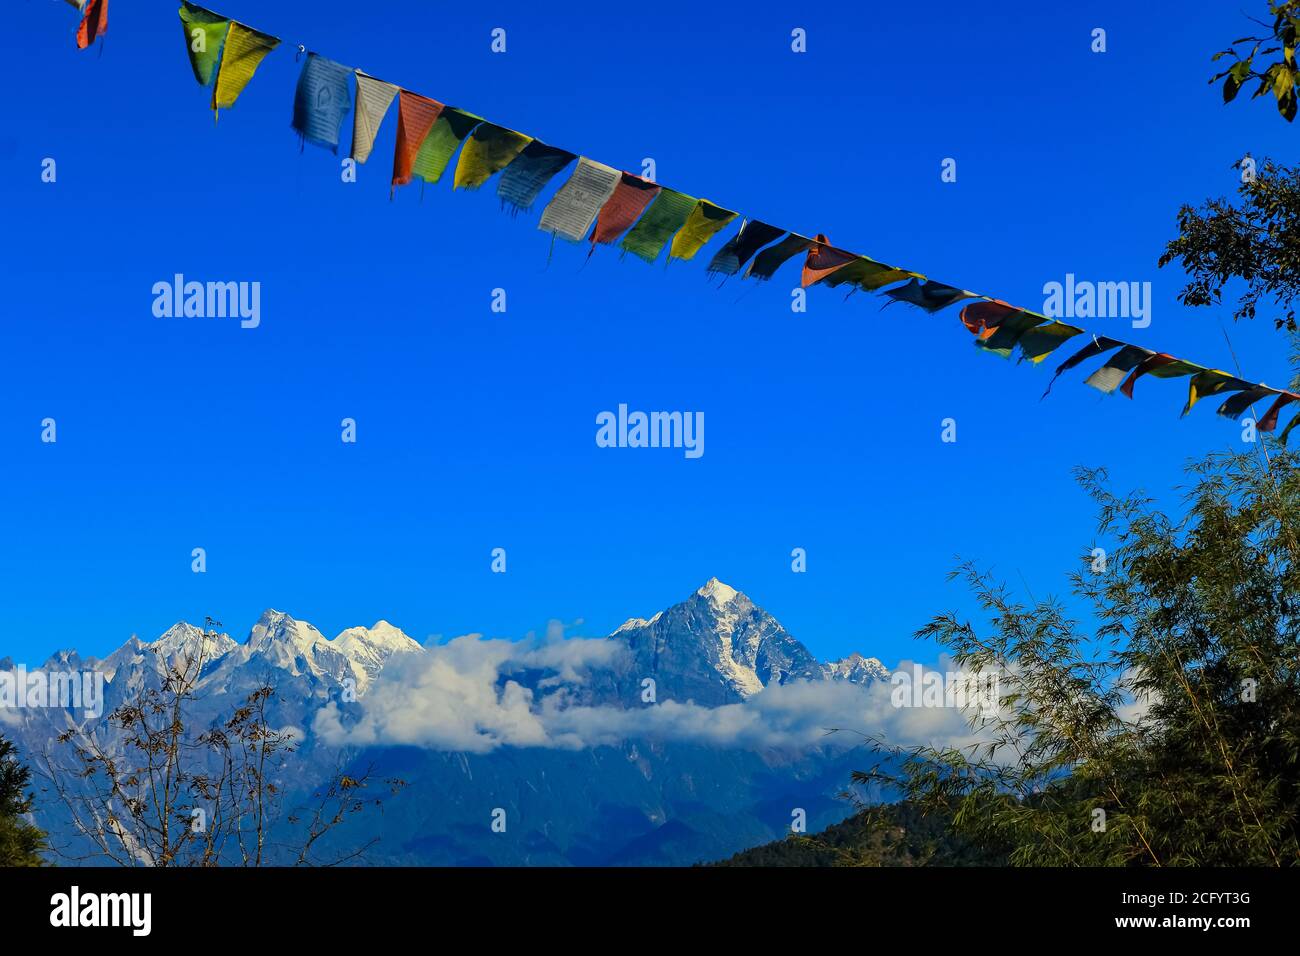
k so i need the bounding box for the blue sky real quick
[1,0,1292,665]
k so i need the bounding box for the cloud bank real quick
[312,634,986,755]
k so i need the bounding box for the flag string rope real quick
[65,1,1300,441]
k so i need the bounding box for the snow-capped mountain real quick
[9,579,883,721]
[606,578,880,706]
[822,652,890,684]
[5,580,891,866]
[148,623,239,677]
[95,610,424,699]
[334,620,425,686]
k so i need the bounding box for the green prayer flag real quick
[179,2,230,87]
[1015,321,1083,364]
[413,108,482,184]
[1280,405,1300,443]
[620,188,697,263]
[1184,369,1252,416]
[821,257,913,292]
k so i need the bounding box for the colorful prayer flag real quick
[1218,385,1278,421]
[412,108,481,183]
[707,221,784,276]
[178,3,230,87]
[591,173,661,245]
[1015,321,1083,364]
[497,141,576,214]
[746,233,811,281]
[351,72,401,164]
[620,188,698,262]
[884,279,975,312]
[1043,337,1123,397]
[1259,392,1299,432]
[76,0,108,50]
[975,311,1049,356]
[820,256,914,292]
[1083,345,1155,395]
[802,237,859,287]
[291,53,354,153]
[212,22,280,113]
[1183,369,1252,416]
[670,201,737,261]
[1119,353,1203,399]
[454,124,533,191]
[538,158,621,242]
[393,91,445,192]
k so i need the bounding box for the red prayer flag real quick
[1259,392,1300,432]
[959,300,1018,337]
[591,173,661,245]
[1120,353,1179,399]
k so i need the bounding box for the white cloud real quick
[312,635,986,755]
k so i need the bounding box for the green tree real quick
[861,449,1300,865]
[0,733,47,866]
[862,14,1300,860]
[1160,158,1300,335]
[1212,2,1300,121]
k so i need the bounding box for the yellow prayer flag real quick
[213,22,280,112]
[669,201,737,261]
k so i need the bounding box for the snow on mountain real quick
[198,610,422,696]
[822,652,890,684]
[612,611,663,635]
[149,623,238,671]
[246,610,331,658]
[333,620,424,688]
[98,637,146,683]
[11,584,889,866]
[40,648,95,672]
[698,577,740,605]
[693,577,766,696]
[607,578,836,705]
[17,580,881,715]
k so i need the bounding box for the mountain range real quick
[4,579,894,865]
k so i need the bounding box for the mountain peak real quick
[696,577,741,605]
[335,621,422,657]
[822,653,889,684]
[607,579,822,703]
[246,609,330,658]
[148,623,237,671]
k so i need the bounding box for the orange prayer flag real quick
[76,0,108,49]
[801,235,855,287]
[392,91,445,193]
